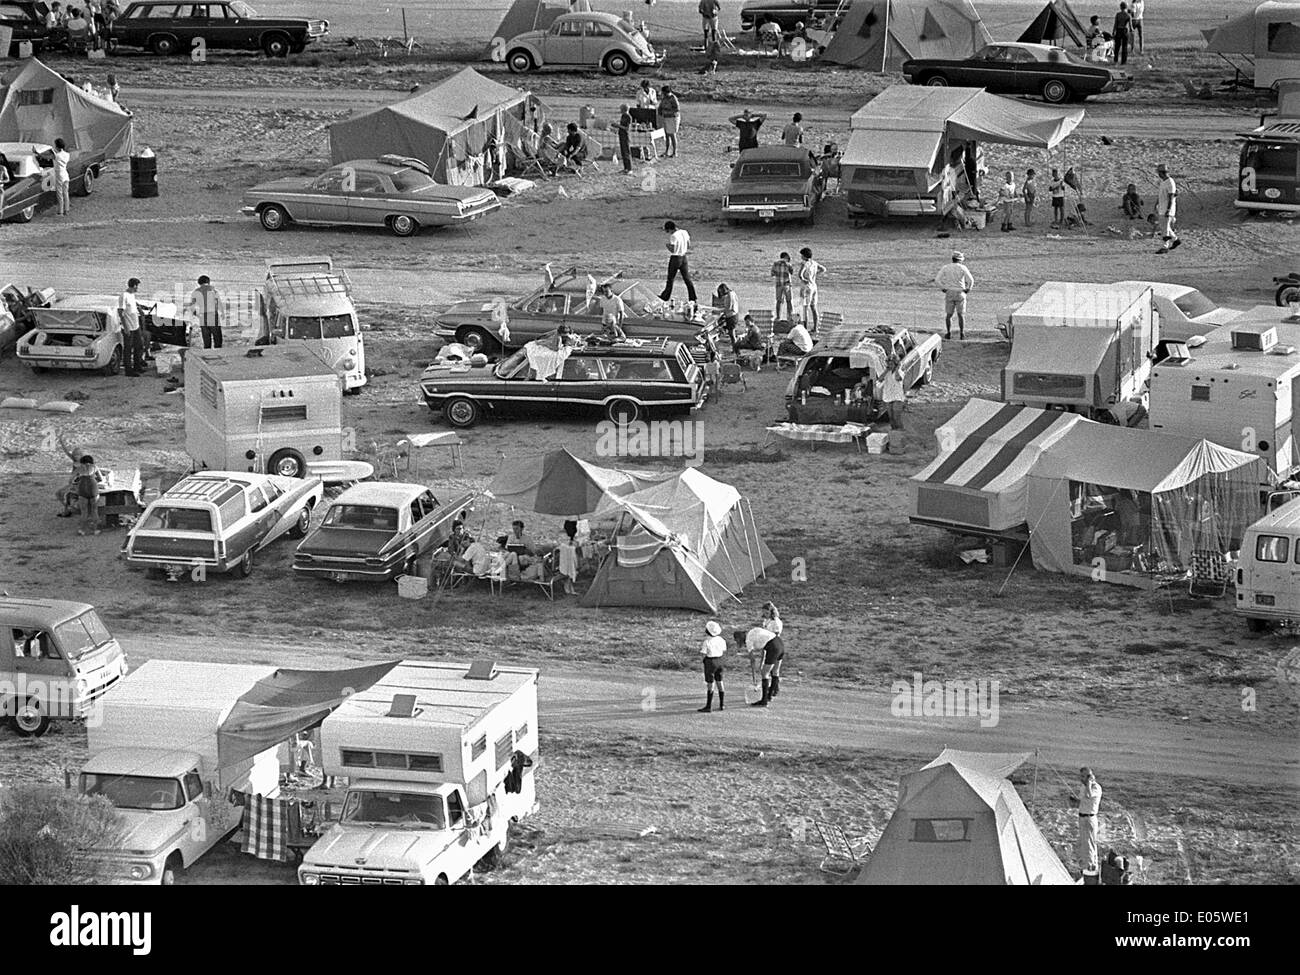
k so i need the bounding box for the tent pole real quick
[745,498,765,579]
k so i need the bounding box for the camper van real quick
[1236,497,1300,630]
[1149,308,1300,475]
[79,661,281,885]
[298,660,539,886]
[1000,281,1156,425]
[257,258,366,392]
[1,597,129,737]
[185,347,343,479]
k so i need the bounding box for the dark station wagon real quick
[420,336,708,428]
[109,1,328,57]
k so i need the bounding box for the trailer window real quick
[495,731,514,769]
[340,749,443,773]
[516,722,529,740]
[1191,385,1210,402]
[261,403,308,423]
[1256,535,1290,562]
[912,818,971,842]
[1011,373,1088,400]
[1267,21,1300,54]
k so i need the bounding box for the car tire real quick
[28,365,47,374]
[236,549,254,579]
[507,49,535,74]
[924,74,949,87]
[389,214,419,238]
[1042,79,1071,104]
[259,204,290,232]
[289,504,313,539]
[11,699,50,738]
[606,397,641,424]
[150,34,179,56]
[160,854,183,886]
[444,396,481,429]
[1246,617,1271,633]
[262,32,291,57]
[14,205,35,224]
[457,325,498,355]
[604,51,631,76]
[1276,283,1300,307]
[74,167,96,198]
[102,346,122,377]
[266,448,307,478]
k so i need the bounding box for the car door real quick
[1005,46,1041,95]
[1248,533,1298,616]
[300,170,349,223]
[252,479,300,547]
[961,45,1010,89]
[343,170,392,228]
[177,770,215,863]
[555,354,606,415]
[543,16,584,66]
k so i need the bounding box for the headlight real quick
[75,679,88,698]
[404,878,423,885]
[301,872,320,885]
[340,357,356,371]
[127,862,154,881]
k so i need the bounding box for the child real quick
[106,72,121,104]
[1121,183,1144,219]
[1049,168,1066,227]
[1023,168,1037,227]
[770,251,794,323]
[997,170,1017,231]
[74,455,103,536]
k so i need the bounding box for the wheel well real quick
[387,213,419,226]
[507,46,534,63]
[166,850,185,870]
[147,32,178,47]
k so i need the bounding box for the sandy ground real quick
[1,9,1299,884]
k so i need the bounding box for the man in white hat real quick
[1068,767,1104,878]
[698,620,727,712]
[934,251,974,340]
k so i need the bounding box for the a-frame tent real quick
[1018,0,1087,47]
[821,0,992,72]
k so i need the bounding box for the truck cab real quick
[0,597,129,737]
[257,258,366,392]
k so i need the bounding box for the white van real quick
[257,257,366,392]
[1237,497,1300,630]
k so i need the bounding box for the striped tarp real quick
[909,400,1081,532]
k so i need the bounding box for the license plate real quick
[759,208,775,219]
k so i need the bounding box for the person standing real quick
[616,104,634,174]
[659,220,697,304]
[996,170,1017,231]
[935,251,973,340]
[770,250,794,323]
[880,353,906,430]
[1048,167,1066,227]
[188,274,223,349]
[699,0,721,48]
[658,85,680,158]
[118,277,146,376]
[1155,162,1181,253]
[52,138,71,216]
[714,282,741,346]
[74,454,103,536]
[635,79,658,111]
[743,625,784,707]
[1069,767,1104,878]
[698,619,727,712]
[1131,0,1144,53]
[781,112,805,147]
[729,108,766,150]
[596,283,627,339]
[0,151,9,220]
[797,247,823,332]
[1112,2,1132,65]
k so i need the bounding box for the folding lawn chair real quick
[1189,550,1230,599]
[814,820,872,877]
[510,141,554,180]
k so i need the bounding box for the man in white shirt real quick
[781,112,805,147]
[737,625,784,707]
[658,220,697,304]
[1131,0,1144,53]
[935,251,974,340]
[1069,767,1104,877]
[458,536,492,577]
[698,619,727,712]
[797,246,823,331]
[596,283,627,339]
[777,320,813,358]
[1155,162,1180,254]
[636,79,658,111]
[118,277,145,376]
[51,138,71,216]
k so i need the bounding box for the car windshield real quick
[288,314,356,339]
[141,505,213,532]
[391,169,435,192]
[54,617,98,661]
[613,281,658,317]
[737,162,805,179]
[81,773,184,811]
[1171,291,1218,318]
[495,348,530,379]
[341,790,446,828]
[322,504,399,531]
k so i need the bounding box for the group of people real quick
[1086,1,1144,66]
[439,517,585,594]
[697,601,786,712]
[728,109,806,150]
[43,0,122,52]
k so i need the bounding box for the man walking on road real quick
[699,0,721,48]
[616,103,633,174]
[1155,162,1181,253]
[935,251,974,340]
[118,277,146,376]
[659,220,697,305]
[1069,767,1104,878]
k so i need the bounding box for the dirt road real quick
[117,633,1300,789]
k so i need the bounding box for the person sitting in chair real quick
[492,535,521,582]
[561,123,586,166]
[456,534,493,577]
[1121,183,1144,220]
[733,314,765,353]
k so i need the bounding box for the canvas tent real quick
[840,85,1083,216]
[822,0,992,72]
[910,399,1082,535]
[1025,425,1270,586]
[328,67,536,186]
[857,750,1074,885]
[1018,0,1086,47]
[488,447,673,517]
[0,58,132,157]
[582,468,775,613]
[1205,1,1300,89]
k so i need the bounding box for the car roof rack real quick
[265,269,352,300]
[161,476,245,505]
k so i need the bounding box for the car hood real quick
[96,808,187,857]
[305,825,455,869]
[298,527,393,558]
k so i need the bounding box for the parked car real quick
[505,11,662,76]
[1,597,130,737]
[294,482,473,583]
[108,0,328,57]
[902,42,1133,103]
[240,155,500,238]
[123,471,324,579]
[434,266,716,356]
[0,284,52,356]
[0,141,104,224]
[739,0,841,36]
[16,295,124,374]
[723,146,825,225]
[0,1,51,55]
[784,325,942,423]
[420,336,709,428]
[1113,281,1244,343]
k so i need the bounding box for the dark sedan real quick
[723,146,825,224]
[902,42,1133,103]
[109,0,328,56]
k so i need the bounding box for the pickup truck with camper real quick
[1,597,129,737]
[298,659,539,886]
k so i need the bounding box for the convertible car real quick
[434,266,716,355]
[723,146,825,225]
[240,155,501,237]
[902,42,1133,103]
[0,142,103,223]
[784,325,942,423]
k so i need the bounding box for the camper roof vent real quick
[1231,324,1278,352]
[465,659,498,681]
[387,693,419,718]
